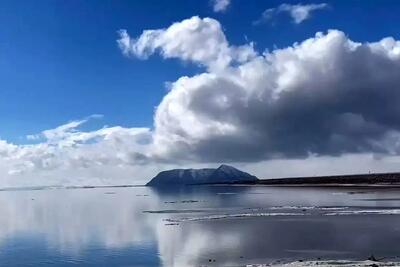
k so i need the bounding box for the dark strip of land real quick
[242,172,400,186]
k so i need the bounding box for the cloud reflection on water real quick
[0,186,400,266]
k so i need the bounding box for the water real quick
[0,185,400,266]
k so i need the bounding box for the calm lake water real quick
[0,185,400,266]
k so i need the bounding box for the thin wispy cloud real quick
[211,0,231,13]
[254,3,328,25]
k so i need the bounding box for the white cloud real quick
[211,0,231,13]
[2,17,400,187]
[255,3,328,25]
[117,16,256,72]
[148,27,400,164]
[0,116,158,187]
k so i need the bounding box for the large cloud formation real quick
[117,16,400,162]
[1,16,400,186]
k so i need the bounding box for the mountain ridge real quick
[146,164,258,186]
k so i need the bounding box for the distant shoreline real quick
[214,171,400,187]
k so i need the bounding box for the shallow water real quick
[0,185,400,266]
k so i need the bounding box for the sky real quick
[1,0,400,187]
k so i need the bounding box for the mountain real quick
[146,164,258,186]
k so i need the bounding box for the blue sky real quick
[2,0,400,186]
[1,0,400,142]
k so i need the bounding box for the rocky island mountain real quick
[146,164,258,186]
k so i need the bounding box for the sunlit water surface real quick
[1,185,400,266]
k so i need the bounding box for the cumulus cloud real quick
[120,18,400,163]
[0,116,158,187]
[211,0,231,13]
[254,3,328,25]
[117,16,256,71]
[3,17,400,187]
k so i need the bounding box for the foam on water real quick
[165,212,305,222]
[163,206,400,222]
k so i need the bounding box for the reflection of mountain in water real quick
[146,164,258,186]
